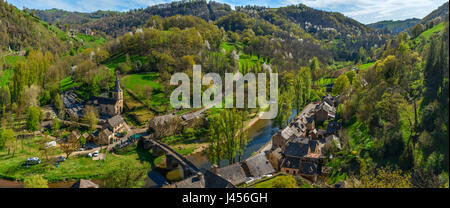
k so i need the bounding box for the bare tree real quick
[60,136,79,159]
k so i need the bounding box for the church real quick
[88,74,123,117]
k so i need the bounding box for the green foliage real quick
[347,167,412,188]
[26,106,41,131]
[101,160,149,188]
[207,108,248,165]
[332,74,350,95]
[23,175,49,188]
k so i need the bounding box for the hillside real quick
[0,0,67,54]
[31,0,231,37]
[367,18,421,34]
[30,1,388,61]
[419,1,449,26]
[236,4,387,61]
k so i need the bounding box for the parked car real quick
[93,152,99,157]
[87,153,93,157]
[26,157,41,166]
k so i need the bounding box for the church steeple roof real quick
[115,74,122,92]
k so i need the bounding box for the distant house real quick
[279,138,325,181]
[166,171,235,188]
[323,94,337,107]
[67,130,81,141]
[105,115,128,134]
[88,75,123,117]
[326,121,342,135]
[98,128,114,145]
[272,120,307,149]
[71,179,99,188]
[310,129,327,140]
[267,147,283,171]
[214,163,248,186]
[242,153,276,178]
[314,101,336,122]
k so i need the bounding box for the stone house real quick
[241,153,276,178]
[267,147,283,171]
[98,128,114,145]
[166,171,235,188]
[272,120,307,149]
[214,163,248,186]
[89,75,123,117]
[279,138,325,182]
[105,115,128,134]
[314,101,336,122]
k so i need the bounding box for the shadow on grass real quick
[136,140,158,168]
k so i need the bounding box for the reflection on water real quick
[1,109,298,188]
[187,109,298,169]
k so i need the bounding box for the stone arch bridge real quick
[142,136,200,178]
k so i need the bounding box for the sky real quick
[7,0,449,24]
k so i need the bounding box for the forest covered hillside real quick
[30,0,388,62]
[0,1,68,54]
[0,0,448,189]
[367,18,421,34]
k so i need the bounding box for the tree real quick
[332,74,350,95]
[347,167,412,188]
[0,86,11,115]
[272,175,297,188]
[309,57,321,81]
[52,118,60,134]
[60,136,79,159]
[0,128,14,153]
[102,160,148,188]
[23,175,48,188]
[411,24,424,38]
[26,106,41,132]
[117,62,132,74]
[53,93,64,117]
[38,134,54,161]
[82,105,98,132]
[208,109,248,165]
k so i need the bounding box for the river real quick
[1,109,298,188]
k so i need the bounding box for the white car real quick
[26,157,41,166]
[93,152,99,157]
[87,153,93,157]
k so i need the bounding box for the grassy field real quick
[411,22,445,49]
[0,69,13,87]
[360,62,375,70]
[317,77,336,86]
[419,22,445,40]
[75,33,106,49]
[220,42,268,72]
[104,53,148,70]
[0,137,163,182]
[59,76,81,92]
[121,72,170,122]
[247,175,313,188]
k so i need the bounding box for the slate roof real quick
[215,163,248,186]
[71,179,99,188]
[101,128,113,136]
[107,115,126,128]
[300,161,319,175]
[203,170,235,188]
[171,174,204,188]
[170,171,235,188]
[92,96,118,105]
[284,138,310,157]
[115,74,122,92]
[243,153,276,178]
[281,156,301,169]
